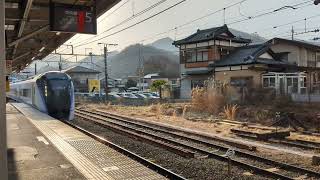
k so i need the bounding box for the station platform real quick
[7,103,166,180]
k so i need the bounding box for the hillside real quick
[79,43,180,79]
[148,37,178,54]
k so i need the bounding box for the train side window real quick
[22,89,31,97]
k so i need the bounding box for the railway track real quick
[75,108,320,180]
[62,118,186,180]
[234,131,320,151]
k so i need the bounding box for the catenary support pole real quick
[104,46,108,102]
[0,1,8,179]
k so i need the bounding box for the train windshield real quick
[46,79,72,120]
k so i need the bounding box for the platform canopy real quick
[5,0,120,72]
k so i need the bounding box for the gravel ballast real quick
[72,117,268,180]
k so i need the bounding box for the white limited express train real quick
[8,71,75,120]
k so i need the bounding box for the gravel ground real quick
[79,109,320,173]
[72,117,269,180]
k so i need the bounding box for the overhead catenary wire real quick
[73,0,188,48]
[115,0,315,47]
[73,0,169,47]
[227,0,314,25]
[258,16,320,38]
[58,0,316,58]
[98,0,131,24]
[75,0,251,49]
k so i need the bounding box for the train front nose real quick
[46,80,71,120]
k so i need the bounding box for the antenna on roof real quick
[291,26,294,40]
[223,8,226,25]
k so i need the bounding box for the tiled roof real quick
[213,43,289,67]
[270,38,320,50]
[173,25,251,45]
[63,66,101,74]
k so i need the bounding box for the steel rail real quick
[75,111,300,180]
[76,109,320,179]
[76,113,196,158]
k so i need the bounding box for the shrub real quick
[223,104,239,120]
[150,80,167,92]
[191,80,228,115]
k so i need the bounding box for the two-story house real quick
[173,25,252,99]
[265,38,320,96]
[174,25,320,101]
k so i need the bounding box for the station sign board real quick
[88,79,100,93]
[6,60,12,75]
[49,2,97,34]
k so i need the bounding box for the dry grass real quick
[155,103,161,120]
[191,86,226,115]
[172,110,177,118]
[182,105,188,118]
[223,104,239,120]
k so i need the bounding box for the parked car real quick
[108,93,121,99]
[119,93,139,99]
[142,92,160,99]
[127,87,140,92]
[150,92,160,97]
[133,93,148,99]
[75,92,91,97]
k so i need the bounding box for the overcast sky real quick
[55,0,320,57]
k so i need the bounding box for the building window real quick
[220,48,229,58]
[186,49,209,63]
[263,77,275,88]
[203,51,209,61]
[198,50,209,61]
[191,80,205,89]
[308,51,316,67]
[191,51,197,62]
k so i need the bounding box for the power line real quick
[74,0,187,48]
[259,15,320,38]
[118,0,314,47]
[227,0,314,25]
[98,0,131,24]
[88,0,251,49]
[73,0,169,47]
[175,0,249,29]
[59,0,315,56]
[71,0,248,49]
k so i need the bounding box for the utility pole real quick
[138,44,142,91]
[98,43,118,102]
[291,26,294,40]
[89,52,94,70]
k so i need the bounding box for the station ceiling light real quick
[39,47,45,52]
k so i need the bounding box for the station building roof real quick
[5,0,120,72]
[63,65,101,74]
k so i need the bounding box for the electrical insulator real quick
[315,0,320,5]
